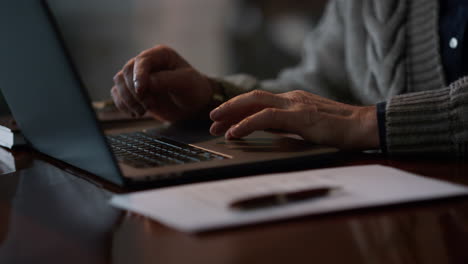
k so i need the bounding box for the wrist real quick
[356,106,379,149]
[207,77,226,109]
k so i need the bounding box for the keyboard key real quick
[106,132,226,168]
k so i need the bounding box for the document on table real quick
[110,165,468,233]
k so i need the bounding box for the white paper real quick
[110,165,468,233]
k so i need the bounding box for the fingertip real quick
[210,123,225,136]
[209,123,217,136]
[225,131,233,140]
[113,72,122,83]
[225,127,238,140]
[209,108,220,121]
[229,130,239,139]
[134,80,145,96]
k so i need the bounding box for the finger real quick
[210,121,233,136]
[113,73,146,116]
[226,108,301,139]
[133,45,190,97]
[210,90,287,122]
[111,86,134,116]
[133,56,151,97]
[122,59,136,93]
[122,59,146,115]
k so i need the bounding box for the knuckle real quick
[264,107,277,114]
[124,58,135,68]
[292,102,315,113]
[123,63,134,76]
[155,44,173,53]
[264,107,279,121]
[293,90,308,96]
[249,90,268,99]
[136,51,151,63]
[289,90,308,98]
[113,72,123,83]
[134,54,148,67]
[239,117,253,130]
[285,90,310,104]
[115,80,126,93]
[302,108,317,125]
[110,87,118,99]
[141,45,173,58]
[138,49,151,58]
[220,100,233,109]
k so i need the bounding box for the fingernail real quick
[134,80,141,93]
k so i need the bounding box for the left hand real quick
[209,90,379,150]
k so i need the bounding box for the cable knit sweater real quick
[216,0,468,157]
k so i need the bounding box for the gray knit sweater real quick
[216,0,468,156]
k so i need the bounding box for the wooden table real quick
[0,147,467,264]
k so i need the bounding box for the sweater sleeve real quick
[386,77,468,157]
[213,0,351,102]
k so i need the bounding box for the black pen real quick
[230,187,337,211]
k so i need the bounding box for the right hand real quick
[111,45,216,122]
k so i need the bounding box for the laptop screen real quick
[0,0,124,185]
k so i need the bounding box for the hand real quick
[111,45,216,122]
[209,90,379,150]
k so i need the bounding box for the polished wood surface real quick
[0,147,467,264]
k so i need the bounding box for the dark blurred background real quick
[0,0,329,114]
[228,0,327,79]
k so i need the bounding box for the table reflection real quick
[0,149,467,264]
[350,202,468,264]
[0,159,120,264]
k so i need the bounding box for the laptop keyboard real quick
[107,132,227,168]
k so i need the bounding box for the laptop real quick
[0,0,338,188]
